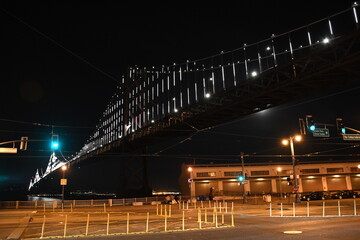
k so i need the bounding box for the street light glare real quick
[282,139,289,145]
[277,167,282,172]
[61,165,67,171]
[295,135,302,142]
[187,166,193,172]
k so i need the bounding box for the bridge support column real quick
[322,177,328,192]
[271,179,277,193]
[346,176,353,190]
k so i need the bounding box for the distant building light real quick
[205,93,211,98]
[323,37,330,44]
[174,109,178,113]
[251,71,258,77]
[266,46,271,51]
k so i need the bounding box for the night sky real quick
[0,1,359,198]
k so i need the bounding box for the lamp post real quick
[282,135,302,203]
[277,167,283,201]
[187,166,193,205]
[61,165,67,204]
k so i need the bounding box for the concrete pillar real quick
[244,181,251,194]
[271,179,277,193]
[345,175,353,190]
[218,181,223,195]
[322,177,328,192]
[190,182,196,197]
[298,178,303,193]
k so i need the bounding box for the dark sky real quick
[0,1,359,193]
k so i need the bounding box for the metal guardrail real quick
[0,196,166,209]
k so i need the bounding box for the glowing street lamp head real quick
[205,93,211,98]
[277,167,282,172]
[61,165,67,171]
[323,37,330,44]
[187,166,193,172]
[294,135,302,142]
[282,139,289,146]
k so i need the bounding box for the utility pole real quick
[240,152,247,203]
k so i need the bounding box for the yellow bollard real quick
[160,204,163,216]
[197,208,201,223]
[63,215,68,237]
[198,208,202,229]
[221,212,224,225]
[354,199,357,216]
[182,210,185,231]
[205,208,208,223]
[85,214,90,236]
[215,208,218,228]
[106,213,110,235]
[164,209,167,232]
[231,210,234,226]
[146,212,149,233]
[126,213,130,234]
[201,201,203,208]
[40,215,46,239]
[213,207,216,223]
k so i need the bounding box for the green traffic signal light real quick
[51,134,59,150]
[51,142,59,150]
[238,175,244,182]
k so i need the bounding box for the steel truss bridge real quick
[29,4,360,195]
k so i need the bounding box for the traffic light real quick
[51,134,59,150]
[20,136,28,151]
[238,175,245,182]
[306,115,315,131]
[336,118,346,134]
[286,177,292,186]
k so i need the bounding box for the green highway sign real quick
[312,128,330,137]
[343,134,360,141]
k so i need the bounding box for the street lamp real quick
[277,167,283,201]
[187,166,193,205]
[61,165,67,204]
[282,135,302,203]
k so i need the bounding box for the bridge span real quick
[29,4,360,196]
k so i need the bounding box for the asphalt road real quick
[2,199,360,239]
[53,216,360,240]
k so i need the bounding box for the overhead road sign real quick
[312,128,330,137]
[343,134,360,141]
[0,148,17,154]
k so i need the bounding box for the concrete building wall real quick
[180,162,360,197]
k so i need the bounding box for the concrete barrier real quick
[132,202,143,206]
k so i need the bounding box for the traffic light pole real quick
[289,138,301,203]
[240,152,247,203]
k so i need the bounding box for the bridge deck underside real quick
[73,30,360,164]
